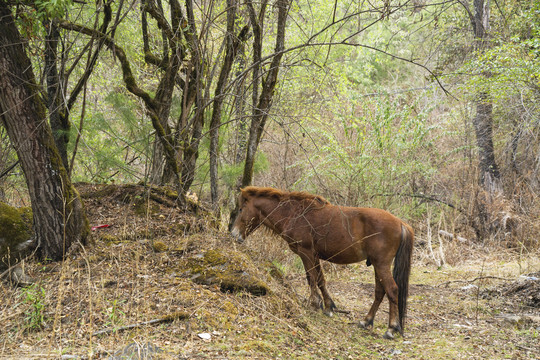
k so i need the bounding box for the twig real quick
[436,276,513,287]
[514,344,537,353]
[0,160,19,180]
[371,192,463,213]
[92,311,189,337]
[0,309,26,323]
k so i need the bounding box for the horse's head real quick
[230,190,262,243]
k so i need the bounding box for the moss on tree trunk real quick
[0,202,33,270]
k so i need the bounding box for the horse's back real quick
[322,205,404,231]
[309,205,406,264]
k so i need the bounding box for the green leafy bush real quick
[20,284,47,331]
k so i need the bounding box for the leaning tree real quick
[0,2,89,261]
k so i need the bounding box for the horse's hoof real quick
[309,296,323,311]
[383,330,395,340]
[329,301,337,312]
[323,309,333,317]
[358,320,372,330]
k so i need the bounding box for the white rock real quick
[198,332,212,340]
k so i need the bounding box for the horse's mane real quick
[241,186,330,205]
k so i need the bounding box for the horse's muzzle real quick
[230,227,244,243]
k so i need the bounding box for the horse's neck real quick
[256,197,295,234]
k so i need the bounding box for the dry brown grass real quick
[0,184,539,359]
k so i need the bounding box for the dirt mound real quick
[76,183,273,298]
[76,183,215,240]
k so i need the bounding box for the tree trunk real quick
[181,105,204,194]
[234,43,248,164]
[44,20,70,170]
[180,0,206,195]
[0,4,89,261]
[57,4,186,202]
[209,0,248,204]
[153,55,182,186]
[471,0,502,193]
[141,0,172,185]
[465,0,504,240]
[473,93,501,193]
[149,140,166,184]
[167,74,196,185]
[241,0,289,188]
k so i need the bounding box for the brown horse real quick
[230,186,414,339]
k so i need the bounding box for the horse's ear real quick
[237,191,247,205]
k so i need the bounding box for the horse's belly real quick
[317,243,366,264]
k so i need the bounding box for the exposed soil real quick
[0,184,539,359]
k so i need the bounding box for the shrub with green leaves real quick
[20,284,47,331]
[70,91,153,183]
[293,95,438,218]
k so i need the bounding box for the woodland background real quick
[0,0,539,358]
[2,0,540,253]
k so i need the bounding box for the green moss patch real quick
[133,196,160,216]
[185,249,270,296]
[0,202,33,268]
[0,202,32,241]
[152,241,168,253]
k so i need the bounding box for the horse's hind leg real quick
[359,271,385,330]
[376,265,401,339]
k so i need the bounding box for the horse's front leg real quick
[313,257,337,316]
[297,248,324,311]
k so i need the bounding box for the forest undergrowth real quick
[0,184,539,359]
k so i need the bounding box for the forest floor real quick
[1,184,539,359]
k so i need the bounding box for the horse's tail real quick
[392,223,414,333]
